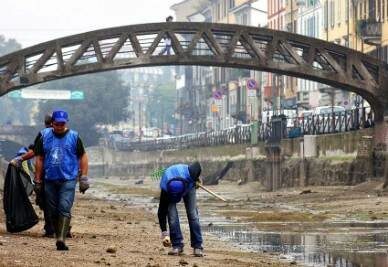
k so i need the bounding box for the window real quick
[369,0,376,20]
[324,0,328,29]
[330,0,335,27]
[337,0,341,25]
[228,0,235,9]
[377,0,381,21]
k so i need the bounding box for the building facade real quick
[172,0,268,132]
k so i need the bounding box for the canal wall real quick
[87,128,380,189]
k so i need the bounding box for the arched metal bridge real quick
[1,22,387,120]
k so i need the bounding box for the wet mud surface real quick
[0,177,292,267]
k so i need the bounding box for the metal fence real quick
[109,107,373,152]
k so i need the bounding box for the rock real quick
[106,246,117,253]
[179,259,188,266]
[92,235,97,239]
[300,189,312,195]
[208,222,213,227]
[193,264,199,267]
[135,180,144,185]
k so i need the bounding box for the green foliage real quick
[36,71,130,146]
[150,167,166,181]
[146,81,176,131]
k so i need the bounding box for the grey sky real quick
[1,0,181,48]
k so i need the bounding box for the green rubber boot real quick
[55,216,70,251]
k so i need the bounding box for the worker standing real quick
[34,109,89,250]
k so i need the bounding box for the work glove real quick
[161,231,171,247]
[10,156,22,168]
[79,176,90,194]
[33,181,43,196]
[195,178,203,189]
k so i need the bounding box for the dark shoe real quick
[168,247,183,256]
[56,241,69,251]
[193,248,203,257]
[55,216,70,251]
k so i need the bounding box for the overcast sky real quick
[1,0,181,48]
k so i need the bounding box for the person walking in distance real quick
[159,16,174,55]
[157,161,204,257]
[34,109,89,250]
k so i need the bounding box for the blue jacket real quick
[160,164,194,192]
[42,129,79,181]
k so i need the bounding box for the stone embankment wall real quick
[0,128,377,191]
[87,128,377,189]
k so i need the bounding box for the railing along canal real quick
[110,107,373,151]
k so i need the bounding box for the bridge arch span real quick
[0,22,387,120]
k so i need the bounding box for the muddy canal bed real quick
[91,177,388,267]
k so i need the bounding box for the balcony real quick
[357,19,382,46]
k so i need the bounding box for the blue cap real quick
[167,180,185,203]
[16,147,28,156]
[52,109,69,123]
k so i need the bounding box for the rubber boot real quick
[55,216,70,251]
[66,225,73,238]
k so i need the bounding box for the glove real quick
[195,178,203,189]
[161,231,171,247]
[34,182,43,196]
[79,176,90,194]
[34,182,44,208]
[10,156,22,168]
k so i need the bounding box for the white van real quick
[314,106,345,115]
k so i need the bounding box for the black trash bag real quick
[3,164,39,233]
[203,161,234,185]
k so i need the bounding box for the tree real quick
[36,71,130,145]
[0,35,33,125]
[0,35,21,55]
[146,81,176,134]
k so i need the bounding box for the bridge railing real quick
[108,107,373,151]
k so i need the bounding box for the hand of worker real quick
[161,231,171,247]
[10,156,22,168]
[33,181,42,196]
[195,177,203,189]
[79,176,90,194]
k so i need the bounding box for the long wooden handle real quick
[197,183,227,202]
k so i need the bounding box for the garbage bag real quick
[3,164,38,233]
[203,161,234,185]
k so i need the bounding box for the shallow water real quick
[202,223,388,267]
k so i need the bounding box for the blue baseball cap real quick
[16,147,28,156]
[52,109,69,123]
[167,180,185,203]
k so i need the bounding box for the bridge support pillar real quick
[265,144,281,191]
[374,117,388,187]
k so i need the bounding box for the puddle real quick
[203,224,388,267]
